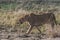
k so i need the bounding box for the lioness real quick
[19,12,57,37]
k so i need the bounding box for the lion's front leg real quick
[24,25,34,36]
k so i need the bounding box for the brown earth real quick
[0,24,60,40]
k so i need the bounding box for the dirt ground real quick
[0,24,60,40]
[0,32,60,40]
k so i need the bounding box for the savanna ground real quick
[0,2,60,40]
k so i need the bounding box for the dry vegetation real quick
[0,10,28,27]
[0,5,60,37]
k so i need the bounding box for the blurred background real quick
[0,0,60,38]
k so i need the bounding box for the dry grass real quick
[0,10,29,27]
[0,6,60,37]
[0,8,59,26]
